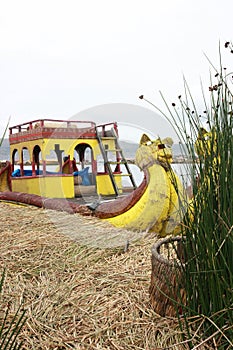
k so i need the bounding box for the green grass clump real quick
[0,269,27,350]
[141,43,233,349]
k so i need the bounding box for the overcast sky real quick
[0,0,232,141]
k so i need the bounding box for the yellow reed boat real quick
[0,119,187,236]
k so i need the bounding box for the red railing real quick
[96,122,119,137]
[9,119,97,144]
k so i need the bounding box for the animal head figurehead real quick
[135,134,173,170]
[195,127,216,158]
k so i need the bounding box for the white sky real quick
[0,0,232,140]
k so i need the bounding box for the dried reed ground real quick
[0,201,202,350]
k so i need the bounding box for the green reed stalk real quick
[177,73,232,348]
[141,46,233,348]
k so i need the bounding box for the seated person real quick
[62,156,78,174]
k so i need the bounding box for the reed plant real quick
[140,43,233,349]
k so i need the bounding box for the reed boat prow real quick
[0,161,12,192]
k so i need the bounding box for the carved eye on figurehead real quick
[158,144,165,150]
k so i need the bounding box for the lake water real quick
[123,163,191,188]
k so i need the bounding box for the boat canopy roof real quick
[9,119,118,145]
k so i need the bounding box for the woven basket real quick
[149,236,186,317]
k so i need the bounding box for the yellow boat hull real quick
[104,163,171,234]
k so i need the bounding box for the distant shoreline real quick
[0,138,191,163]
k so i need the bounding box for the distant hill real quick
[119,141,138,159]
[0,139,139,161]
[120,141,190,159]
[0,138,187,162]
[0,138,10,160]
